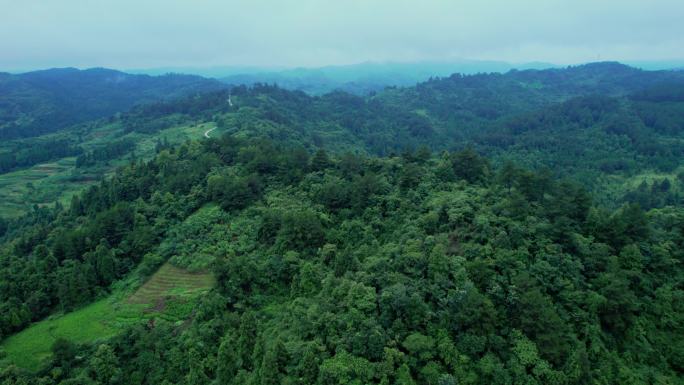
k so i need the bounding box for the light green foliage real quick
[0,120,218,218]
[318,350,376,385]
[0,300,125,370]
[1,262,212,371]
[162,204,232,270]
[88,344,121,384]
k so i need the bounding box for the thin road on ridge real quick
[205,96,232,138]
[204,126,217,138]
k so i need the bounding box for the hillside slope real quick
[0,67,225,139]
[1,63,682,218]
[0,136,682,384]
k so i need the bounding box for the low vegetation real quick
[0,262,212,371]
[126,263,213,306]
[0,121,219,218]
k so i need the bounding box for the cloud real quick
[0,0,682,70]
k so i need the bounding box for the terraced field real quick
[0,262,214,371]
[127,263,214,307]
[0,157,82,217]
[0,121,220,218]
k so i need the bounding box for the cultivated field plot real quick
[0,158,80,217]
[127,263,215,307]
[0,299,141,370]
[0,262,213,371]
[0,122,218,218]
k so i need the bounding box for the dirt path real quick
[204,126,217,138]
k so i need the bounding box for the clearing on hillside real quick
[0,263,213,371]
[127,263,214,308]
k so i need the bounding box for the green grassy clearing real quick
[0,121,218,218]
[621,167,684,189]
[0,262,213,371]
[0,299,131,370]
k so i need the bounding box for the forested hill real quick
[1,136,683,384]
[0,62,683,384]
[377,62,684,120]
[0,68,225,139]
[1,62,680,141]
[136,63,684,184]
[216,60,557,95]
[1,62,682,216]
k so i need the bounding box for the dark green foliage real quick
[0,68,224,139]
[0,138,82,173]
[311,149,332,171]
[51,338,78,373]
[0,217,6,237]
[1,138,682,384]
[276,209,326,253]
[216,333,239,384]
[208,172,262,211]
[76,138,135,168]
[2,64,684,384]
[449,148,489,183]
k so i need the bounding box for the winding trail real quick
[204,127,217,138]
[203,95,232,139]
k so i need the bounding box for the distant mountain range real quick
[623,60,684,71]
[0,67,224,139]
[124,59,684,95]
[3,61,684,140]
[128,60,560,95]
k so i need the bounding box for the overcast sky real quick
[1,0,683,71]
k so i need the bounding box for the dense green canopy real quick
[0,63,683,384]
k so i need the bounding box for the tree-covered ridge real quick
[0,68,225,140]
[0,63,683,384]
[0,136,682,384]
[118,69,684,199]
[216,60,559,96]
[1,62,683,214]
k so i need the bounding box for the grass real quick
[583,163,684,208]
[0,121,218,218]
[0,157,84,217]
[0,262,213,371]
[0,299,129,370]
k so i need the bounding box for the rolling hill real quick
[1,62,683,217]
[0,61,683,384]
[0,67,225,139]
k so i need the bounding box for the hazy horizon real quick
[2,58,559,74]
[1,0,683,72]
[4,58,562,75]
[4,58,684,77]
